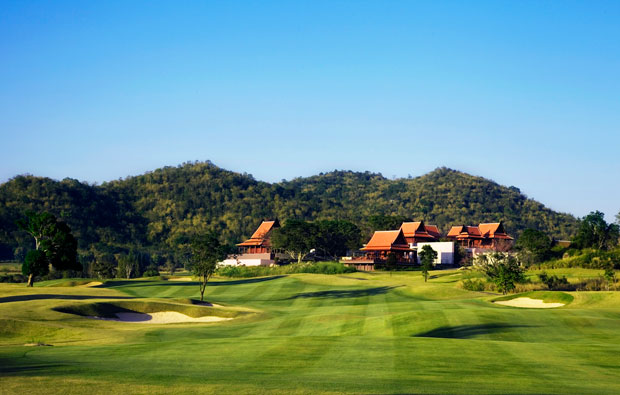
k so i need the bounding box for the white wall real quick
[220,257,273,267]
[416,242,455,265]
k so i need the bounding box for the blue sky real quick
[1,1,619,221]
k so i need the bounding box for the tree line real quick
[1,161,581,267]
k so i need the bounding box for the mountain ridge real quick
[0,161,578,259]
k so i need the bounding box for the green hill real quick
[0,161,577,259]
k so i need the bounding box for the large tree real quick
[271,220,317,263]
[477,252,525,294]
[191,232,229,302]
[313,220,362,259]
[515,229,552,266]
[17,211,79,286]
[418,245,437,282]
[573,211,619,250]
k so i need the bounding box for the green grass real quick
[1,269,620,394]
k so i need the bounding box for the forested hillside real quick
[0,161,577,260]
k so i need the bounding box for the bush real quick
[537,248,620,270]
[0,274,26,283]
[143,264,160,277]
[573,277,617,291]
[461,279,485,292]
[217,261,356,278]
[538,272,570,290]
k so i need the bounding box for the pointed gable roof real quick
[447,225,464,238]
[361,230,411,251]
[447,225,482,239]
[425,225,441,239]
[237,219,280,246]
[447,222,513,241]
[478,222,513,240]
[400,221,435,240]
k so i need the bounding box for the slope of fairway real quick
[1,270,620,394]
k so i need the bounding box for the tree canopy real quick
[418,245,437,282]
[191,232,229,302]
[478,253,525,294]
[515,229,553,266]
[0,162,579,265]
[17,211,79,286]
[573,211,619,250]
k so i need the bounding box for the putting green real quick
[1,270,619,394]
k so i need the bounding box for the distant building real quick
[342,229,414,271]
[399,221,440,245]
[221,220,283,266]
[416,242,454,265]
[447,222,513,250]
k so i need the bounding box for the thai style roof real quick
[400,221,436,240]
[237,219,280,247]
[425,225,441,239]
[447,222,513,240]
[361,230,412,252]
[447,225,463,238]
[478,222,513,240]
[447,225,482,239]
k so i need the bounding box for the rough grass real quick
[1,269,620,394]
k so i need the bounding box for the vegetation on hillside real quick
[0,161,579,265]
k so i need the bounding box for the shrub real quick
[217,261,355,278]
[143,264,160,277]
[538,272,570,290]
[538,248,620,270]
[461,279,485,292]
[0,274,26,283]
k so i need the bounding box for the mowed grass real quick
[1,270,620,394]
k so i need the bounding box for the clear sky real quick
[1,1,619,221]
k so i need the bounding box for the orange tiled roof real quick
[447,226,463,238]
[447,225,482,239]
[237,220,280,246]
[447,222,513,240]
[400,221,436,240]
[478,222,513,240]
[425,225,441,238]
[361,230,411,251]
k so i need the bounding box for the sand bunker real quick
[82,281,102,287]
[168,277,194,281]
[494,297,564,308]
[90,311,232,324]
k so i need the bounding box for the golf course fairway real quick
[1,269,619,394]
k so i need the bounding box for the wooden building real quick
[447,222,513,249]
[399,221,440,245]
[236,219,280,254]
[344,229,413,270]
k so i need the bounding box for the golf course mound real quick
[45,279,100,287]
[54,300,246,324]
[493,291,574,308]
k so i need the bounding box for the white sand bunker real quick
[91,311,232,324]
[494,297,564,308]
[168,277,193,281]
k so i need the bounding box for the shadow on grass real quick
[0,294,136,303]
[96,280,166,288]
[285,286,399,300]
[1,363,67,375]
[103,275,286,288]
[414,323,535,339]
